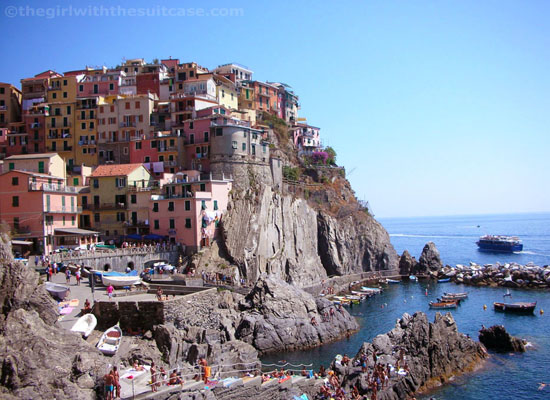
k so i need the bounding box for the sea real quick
[261,212,550,399]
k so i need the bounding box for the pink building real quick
[291,123,321,155]
[0,170,96,255]
[148,172,232,252]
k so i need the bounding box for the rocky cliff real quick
[332,312,487,399]
[0,229,105,400]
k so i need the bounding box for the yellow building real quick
[4,152,66,180]
[75,97,103,166]
[0,83,22,127]
[214,74,239,110]
[46,75,80,167]
[86,163,153,242]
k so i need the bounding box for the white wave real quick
[519,251,550,257]
[390,233,477,239]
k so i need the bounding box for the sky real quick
[1,0,549,218]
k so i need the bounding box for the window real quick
[13,217,19,231]
[216,127,223,136]
[262,143,267,153]
[189,121,194,129]
[63,92,68,99]
[204,131,209,142]
[116,212,125,222]
[62,196,65,207]
[71,216,75,226]
[11,177,18,186]
[168,201,175,211]
[63,79,67,86]
[242,143,246,151]
[52,92,57,99]
[70,197,75,211]
[135,101,140,109]
[154,220,159,229]
[81,122,86,130]
[169,219,175,229]
[144,156,150,163]
[135,142,142,150]
[130,194,137,204]
[185,218,191,228]
[94,213,100,222]
[12,196,19,207]
[214,200,218,210]
[109,83,114,90]
[232,141,237,149]
[125,102,130,110]
[116,177,126,188]
[153,202,159,212]
[9,162,14,171]
[189,134,194,144]
[185,200,191,211]
[200,183,206,192]
[93,179,99,188]
[38,161,44,173]
[79,84,84,92]
[73,177,79,185]
[62,216,66,226]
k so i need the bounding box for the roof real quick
[4,153,58,160]
[90,163,144,177]
[54,228,99,236]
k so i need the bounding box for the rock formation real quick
[236,276,358,354]
[478,325,526,352]
[414,241,443,275]
[0,229,105,400]
[399,250,417,276]
[447,262,550,289]
[333,312,487,400]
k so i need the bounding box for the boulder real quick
[399,250,417,276]
[415,242,443,274]
[478,325,525,352]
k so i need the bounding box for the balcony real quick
[0,105,7,111]
[12,225,31,235]
[44,206,81,214]
[30,122,41,128]
[84,203,127,211]
[78,140,96,146]
[29,182,78,193]
[163,160,177,167]
[120,121,137,128]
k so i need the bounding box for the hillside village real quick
[0,59,334,256]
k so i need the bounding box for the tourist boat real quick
[477,235,523,252]
[443,292,468,299]
[438,278,451,283]
[45,282,70,300]
[97,324,122,355]
[101,275,142,287]
[429,301,458,309]
[70,314,97,338]
[493,301,537,314]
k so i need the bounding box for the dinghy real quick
[45,282,70,300]
[71,314,97,338]
[97,324,122,355]
[101,275,142,287]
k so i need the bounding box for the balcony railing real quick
[158,146,177,152]
[120,121,137,128]
[83,203,127,211]
[30,122,41,128]
[29,182,78,193]
[45,206,81,214]
[78,140,96,145]
[163,160,177,167]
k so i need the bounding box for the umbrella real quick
[125,234,142,240]
[144,233,165,240]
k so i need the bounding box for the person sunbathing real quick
[132,361,144,371]
[169,371,183,385]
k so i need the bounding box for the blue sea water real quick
[262,213,550,399]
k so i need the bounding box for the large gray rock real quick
[236,276,358,354]
[0,229,105,400]
[478,325,526,352]
[336,312,487,400]
[415,242,443,275]
[399,250,417,276]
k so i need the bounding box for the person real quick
[159,367,167,385]
[156,287,164,301]
[103,371,114,400]
[311,316,317,326]
[169,370,183,385]
[150,362,158,392]
[111,366,120,399]
[47,265,52,282]
[65,268,71,284]
[301,367,308,377]
[83,299,92,314]
[75,267,81,286]
[107,284,114,300]
[330,307,335,321]
[199,357,210,384]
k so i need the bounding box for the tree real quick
[325,146,337,165]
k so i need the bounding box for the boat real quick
[97,324,122,355]
[71,314,97,338]
[429,301,458,309]
[438,278,451,283]
[101,275,142,287]
[476,235,523,252]
[361,287,382,294]
[443,292,468,299]
[437,297,461,305]
[386,279,401,284]
[45,282,70,300]
[494,301,536,314]
[409,275,418,281]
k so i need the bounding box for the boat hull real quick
[101,275,141,287]
[71,314,97,338]
[429,302,457,309]
[494,302,536,314]
[45,282,70,300]
[97,325,122,355]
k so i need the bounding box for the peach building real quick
[148,172,232,252]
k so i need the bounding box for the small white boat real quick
[101,275,141,287]
[71,314,97,338]
[409,275,418,281]
[45,282,70,300]
[361,286,382,293]
[97,324,122,355]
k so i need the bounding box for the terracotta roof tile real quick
[90,163,144,177]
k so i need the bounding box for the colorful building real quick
[3,153,66,179]
[86,163,153,242]
[74,97,101,166]
[213,63,253,82]
[148,171,232,251]
[291,123,321,155]
[0,83,22,128]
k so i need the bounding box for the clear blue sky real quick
[1,0,549,217]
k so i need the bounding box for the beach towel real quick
[59,307,74,315]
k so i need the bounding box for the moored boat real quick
[386,279,401,284]
[437,297,461,305]
[494,301,536,314]
[97,324,122,355]
[443,292,468,299]
[477,235,523,252]
[101,275,142,287]
[71,313,97,338]
[409,275,418,282]
[429,301,458,309]
[438,278,451,283]
[45,282,70,300]
[361,287,382,294]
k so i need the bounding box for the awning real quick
[144,233,165,240]
[54,228,99,236]
[125,234,143,240]
[11,240,33,245]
